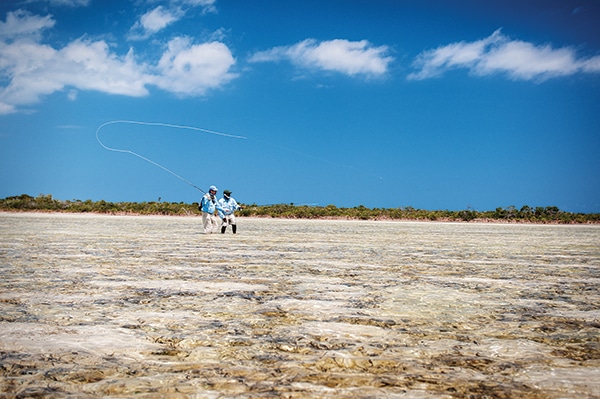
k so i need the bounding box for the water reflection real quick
[1,213,599,398]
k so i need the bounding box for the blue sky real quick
[1,0,599,212]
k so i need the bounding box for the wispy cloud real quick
[178,0,217,14]
[250,39,394,77]
[128,0,217,40]
[0,9,55,40]
[408,29,600,81]
[128,6,182,40]
[38,0,91,7]
[0,10,236,114]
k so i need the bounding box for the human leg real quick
[209,214,220,233]
[229,214,237,234]
[202,212,211,233]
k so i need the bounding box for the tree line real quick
[1,194,599,224]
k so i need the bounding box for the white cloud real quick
[177,0,217,14]
[129,6,182,40]
[0,38,151,113]
[0,10,55,40]
[250,39,394,77]
[58,40,151,95]
[141,6,179,34]
[50,0,90,6]
[408,29,600,81]
[31,0,90,7]
[0,11,238,114]
[180,0,215,6]
[129,0,217,40]
[581,55,600,73]
[154,36,237,95]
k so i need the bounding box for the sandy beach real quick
[1,212,599,398]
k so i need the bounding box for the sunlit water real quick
[1,212,599,398]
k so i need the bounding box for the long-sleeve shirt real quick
[200,193,220,214]
[217,197,240,218]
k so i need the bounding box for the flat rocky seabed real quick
[1,213,599,399]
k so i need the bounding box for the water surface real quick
[1,213,599,398]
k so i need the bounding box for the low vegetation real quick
[1,194,599,224]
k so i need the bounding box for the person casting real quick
[200,185,222,234]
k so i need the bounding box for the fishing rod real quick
[95,120,247,194]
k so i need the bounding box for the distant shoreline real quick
[2,210,599,225]
[2,195,598,224]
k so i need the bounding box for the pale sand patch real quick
[1,213,599,398]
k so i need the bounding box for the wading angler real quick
[218,190,242,234]
[200,185,221,234]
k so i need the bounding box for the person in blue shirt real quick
[218,189,242,234]
[200,185,221,234]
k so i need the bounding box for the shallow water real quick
[1,213,599,398]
